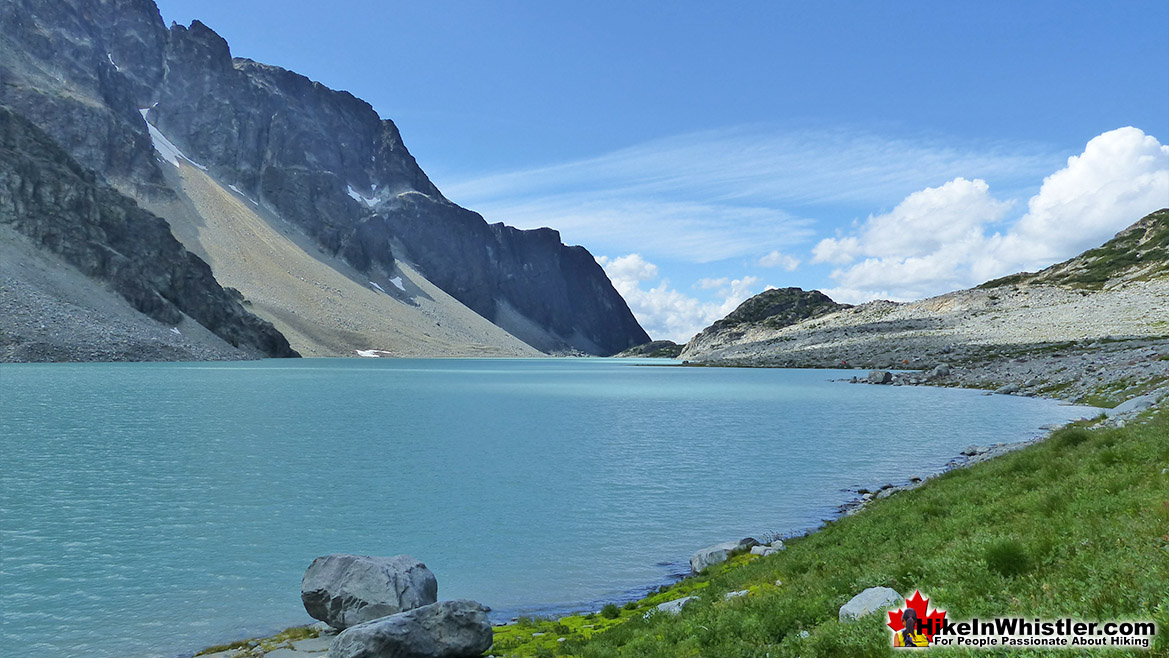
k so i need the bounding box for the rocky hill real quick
[614,340,684,358]
[0,0,649,357]
[0,106,296,361]
[680,209,1169,369]
[683,287,849,358]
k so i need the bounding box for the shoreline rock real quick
[329,600,492,658]
[301,554,438,631]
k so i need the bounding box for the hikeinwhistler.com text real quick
[911,617,1156,649]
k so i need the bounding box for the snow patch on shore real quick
[390,276,405,292]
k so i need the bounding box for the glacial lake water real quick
[0,358,1096,657]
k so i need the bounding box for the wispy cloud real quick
[444,125,1060,262]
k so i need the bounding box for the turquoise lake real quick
[0,358,1096,657]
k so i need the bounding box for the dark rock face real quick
[329,600,493,658]
[380,192,649,353]
[301,554,439,631]
[0,0,170,194]
[0,107,297,358]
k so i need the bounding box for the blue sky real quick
[154,1,1169,342]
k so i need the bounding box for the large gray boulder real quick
[689,537,759,574]
[327,600,492,658]
[1105,389,1166,417]
[303,554,439,630]
[839,586,902,622]
[867,370,893,385]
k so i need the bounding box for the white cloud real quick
[596,253,658,284]
[443,125,1058,263]
[758,250,801,271]
[598,255,762,343]
[818,128,1169,303]
[977,127,1169,278]
[811,236,861,265]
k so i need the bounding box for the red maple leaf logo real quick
[887,590,947,642]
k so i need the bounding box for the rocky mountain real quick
[0,0,649,357]
[0,106,296,360]
[683,288,849,358]
[680,210,1169,366]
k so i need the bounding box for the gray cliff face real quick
[1,0,649,356]
[0,106,297,358]
[0,0,170,195]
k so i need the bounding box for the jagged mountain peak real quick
[1,0,650,357]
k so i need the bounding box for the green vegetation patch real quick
[195,625,318,656]
[503,411,1169,657]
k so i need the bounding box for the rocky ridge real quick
[0,106,296,360]
[0,0,649,357]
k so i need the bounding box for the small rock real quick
[690,538,758,574]
[994,383,1021,395]
[724,590,749,600]
[839,586,902,622]
[647,596,697,618]
[750,545,778,557]
[769,540,786,550]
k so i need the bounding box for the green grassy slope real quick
[496,410,1169,657]
[981,209,1169,290]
